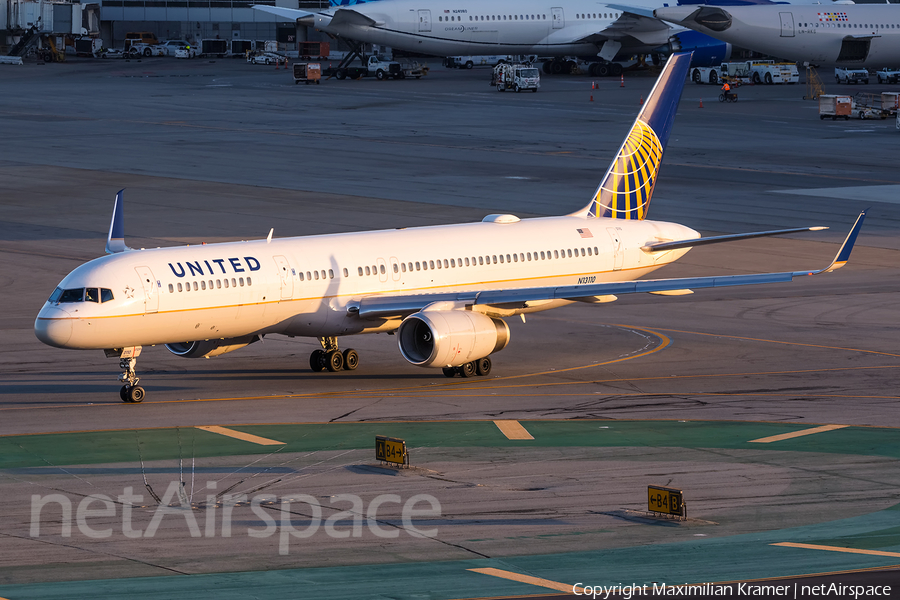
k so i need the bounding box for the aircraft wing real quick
[250,5,316,21]
[329,8,379,28]
[350,212,866,321]
[570,6,671,50]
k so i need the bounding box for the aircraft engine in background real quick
[667,30,732,67]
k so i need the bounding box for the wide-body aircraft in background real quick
[252,0,732,75]
[656,1,900,67]
[34,52,865,403]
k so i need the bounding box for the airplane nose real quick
[35,306,73,348]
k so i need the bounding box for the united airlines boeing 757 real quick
[34,52,866,403]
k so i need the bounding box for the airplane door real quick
[389,257,401,281]
[779,12,794,37]
[418,9,431,32]
[273,255,293,300]
[606,228,623,271]
[377,258,388,283]
[134,266,159,313]
[551,7,564,29]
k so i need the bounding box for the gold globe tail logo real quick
[591,120,663,220]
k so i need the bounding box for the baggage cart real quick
[293,62,321,84]
[818,95,852,120]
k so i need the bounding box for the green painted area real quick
[1,505,899,600]
[1,420,898,469]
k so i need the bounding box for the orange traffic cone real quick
[620,74,624,88]
[699,98,704,108]
[592,81,596,90]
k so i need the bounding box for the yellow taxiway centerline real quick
[467,567,579,593]
[750,424,848,444]
[772,542,900,558]
[493,420,534,440]
[196,425,284,446]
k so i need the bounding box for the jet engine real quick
[165,335,259,358]
[397,310,510,368]
[667,30,732,67]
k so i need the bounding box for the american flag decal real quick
[576,228,593,238]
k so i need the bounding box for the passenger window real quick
[223,279,228,288]
[322,270,327,279]
[168,284,174,293]
[343,268,348,277]
[554,250,559,259]
[201,281,206,290]
[450,258,456,268]
[193,281,199,291]
[393,264,399,273]
[594,246,599,254]
[379,265,385,274]
[415,261,421,271]
[365,266,371,276]
[587,247,592,256]
[230,278,236,287]
[314,271,319,280]
[239,278,244,286]
[499,255,504,264]
[443,259,449,268]
[465,257,470,266]
[478,256,484,265]
[306,272,312,281]
[429,260,435,269]
[247,277,252,286]
[299,272,304,281]
[491,255,497,264]
[401,263,406,273]
[177,283,183,292]
[581,248,585,257]
[329,269,334,279]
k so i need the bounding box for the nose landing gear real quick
[107,346,145,402]
[309,337,359,373]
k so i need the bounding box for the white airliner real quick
[253,0,695,75]
[655,2,900,67]
[34,52,865,403]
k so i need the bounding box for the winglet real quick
[795,210,866,276]
[105,189,131,254]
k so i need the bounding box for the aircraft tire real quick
[342,349,359,370]
[326,350,344,372]
[120,386,129,402]
[128,386,145,403]
[442,367,456,378]
[475,357,492,377]
[611,63,622,76]
[310,349,325,372]
[598,63,610,77]
[458,362,477,378]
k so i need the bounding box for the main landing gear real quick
[309,336,358,373]
[442,357,492,378]
[107,346,145,403]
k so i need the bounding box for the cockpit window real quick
[59,288,85,302]
[53,287,114,303]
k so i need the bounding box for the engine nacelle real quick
[397,310,510,368]
[667,30,732,67]
[165,335,258,359]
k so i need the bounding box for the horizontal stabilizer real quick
[642,225,827,252]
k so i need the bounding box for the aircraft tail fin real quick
[574,52,692,220]
[105,189,130,254]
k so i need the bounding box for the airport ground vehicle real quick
[748,60,799,85]
[835,67,869,84]
[325,55,403,80]
[444,55,536,69]
[692,61,751,85]
[247,51,285,65]
[200,39,229,58]
[876,68,900,84]
[158,40,197,58]
[718,91,738,103]
[493,63,540,92]
[818,95,852,120]
[293,62,321,84]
